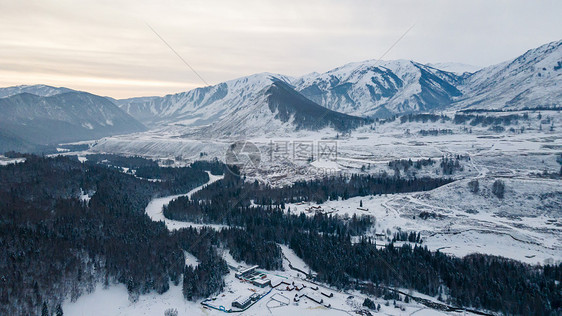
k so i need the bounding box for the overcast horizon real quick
[1,0,561,99]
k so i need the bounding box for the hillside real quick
[454,40,562,109]
[293,60,463,117]
[0,92,146,152]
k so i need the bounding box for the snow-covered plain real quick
[64,164,488,316]
[89,110,562,266]
[286,175,561,265]
[62,109,561,315]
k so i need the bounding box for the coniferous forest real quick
[0,155,560,315]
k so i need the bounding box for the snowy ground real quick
[0,155,25,165]
[286,175,561,265]
[64,244,480,316]
[61,110,561,315]
[89,110,561,182]
[64,170,488,316]
[72,110,562,265]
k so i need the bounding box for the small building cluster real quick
[271,280,308,292]
[235,265,272,288]
[232,292,263,309]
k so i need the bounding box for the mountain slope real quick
[117,73,294,127]
[0,129,47,153]
[454,40,562,109]
[293,60,463,118]
[187,81,370,138]
[119,62,464,125]
[266,81,370,131]
[0,92,146,151]
[116,40,561,128]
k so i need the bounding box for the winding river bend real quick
[145,171,225,231]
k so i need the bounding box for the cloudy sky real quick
[1,0,560,98]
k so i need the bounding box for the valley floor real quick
[84,110,562,266]
[60,110,561,315]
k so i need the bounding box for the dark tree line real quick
[388,158,435,173]
[400,114,450,123]
[2,155,560,316]
[162,165,560,315]
[392,231,422,243]
[418,129,453,136]
[84,153,159,169]
[289,232,560,315]
[0,155,221,315]
[440,156,467,175]
[453,113,528,126]
[220,228,283,270]
[391,112,535,128]
[173,227,230,301]
[492,179,505,199]
[164,171,452,222]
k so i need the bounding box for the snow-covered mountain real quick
[188,80,370,138]
[119,61,464,123]
[453,40,562,110]
[293,60,463,118]
[116,40,561,127]
[117,73,294,127]
[0,84,75,98]
[0,92,146,151]
[1,40,559,152]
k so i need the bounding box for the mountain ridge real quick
[0,91,146,152]
[452,40,562,110]
[182,80,370,138]
[114,39,560,121]
[1,39,560,152]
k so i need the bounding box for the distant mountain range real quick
[117,39,561,125]
[0,91,146,153]
[117,73,294,128]
[0,39,560,152]
[0,84,75,98]
[115,60,466,125]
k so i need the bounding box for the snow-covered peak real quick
[99,39,562,128]
[117,72,293,127]
[297,59,418,85]
[469,40,561,86]
[185,80,369,139]
[293,58,462,117]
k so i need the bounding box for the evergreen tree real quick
[55,304,63,316]
[41,302,49,316]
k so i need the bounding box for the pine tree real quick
[55,304,63,316]
[41,302,49,316]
